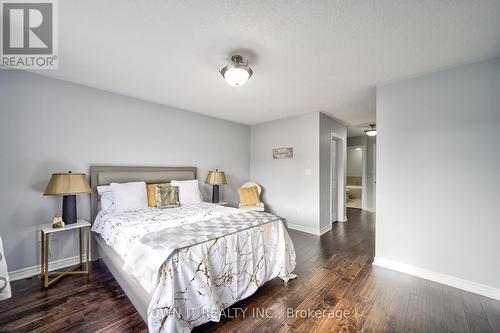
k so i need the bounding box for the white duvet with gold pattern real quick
[92,203,296,333]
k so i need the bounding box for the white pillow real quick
[171,179,202,205]
[97,185,114,212]
[110,181,148,212]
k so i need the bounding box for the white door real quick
[331,139,337,222]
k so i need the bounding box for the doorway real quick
[346,146,365,209]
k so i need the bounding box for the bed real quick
[90,166,296,333]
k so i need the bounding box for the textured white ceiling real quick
[37,0,500,130]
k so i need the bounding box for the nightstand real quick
[40,219,90,288]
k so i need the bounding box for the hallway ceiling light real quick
[220,55,253,87]
[365,124,377,136]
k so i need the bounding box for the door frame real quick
[372,142,376,212]
[331,138,338,222]
[330,132,347,223]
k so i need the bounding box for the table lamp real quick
[205,170,227,203]
[44,171,91,224]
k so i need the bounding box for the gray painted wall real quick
[250,112,320,234]
[347,149,362,177]
[250,112,347,235]
[0,70,250,273]
[347,136,367,147]
[376,58,500,289]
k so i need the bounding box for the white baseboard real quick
[333,214,348,223]
[8,254,96,282]
[319,224,332,235]
[373,257,500,301]
[287,223,323,236]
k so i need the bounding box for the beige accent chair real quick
[239,182,265,211]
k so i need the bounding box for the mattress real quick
[95,235,151,321]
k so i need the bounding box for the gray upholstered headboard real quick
[90,165,197,222]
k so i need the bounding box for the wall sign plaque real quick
[273,147,293,159]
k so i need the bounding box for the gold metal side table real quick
[40,219,91,288]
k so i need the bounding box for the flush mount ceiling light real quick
[220,55,253,87]
[365,124,377,136]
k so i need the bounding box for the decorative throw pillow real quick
[146,183,170,207]
[170,180,203,205]
[156,186,180,208]
[238,186,261,206]
[97,185,115,212]
[110,181,148,212]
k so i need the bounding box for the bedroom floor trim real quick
[8,254,93,282]
[287,222,330,236]
[2,209,499,332]
[373,257,500,301]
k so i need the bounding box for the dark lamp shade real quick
[205,171,227,185]
[44,173,91,196]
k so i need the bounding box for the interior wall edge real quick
[373,257,500,301]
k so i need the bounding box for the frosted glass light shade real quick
[222,67,251,86]
[220,55,253,87]
[365,124,377,137]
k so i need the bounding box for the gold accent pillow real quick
[146,183,170,207]
[156,186,180,209]
[238,186,260,206]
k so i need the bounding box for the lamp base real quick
[212,185,220,203]
[62,195,77,224]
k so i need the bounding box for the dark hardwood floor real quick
[1,208,499,332]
